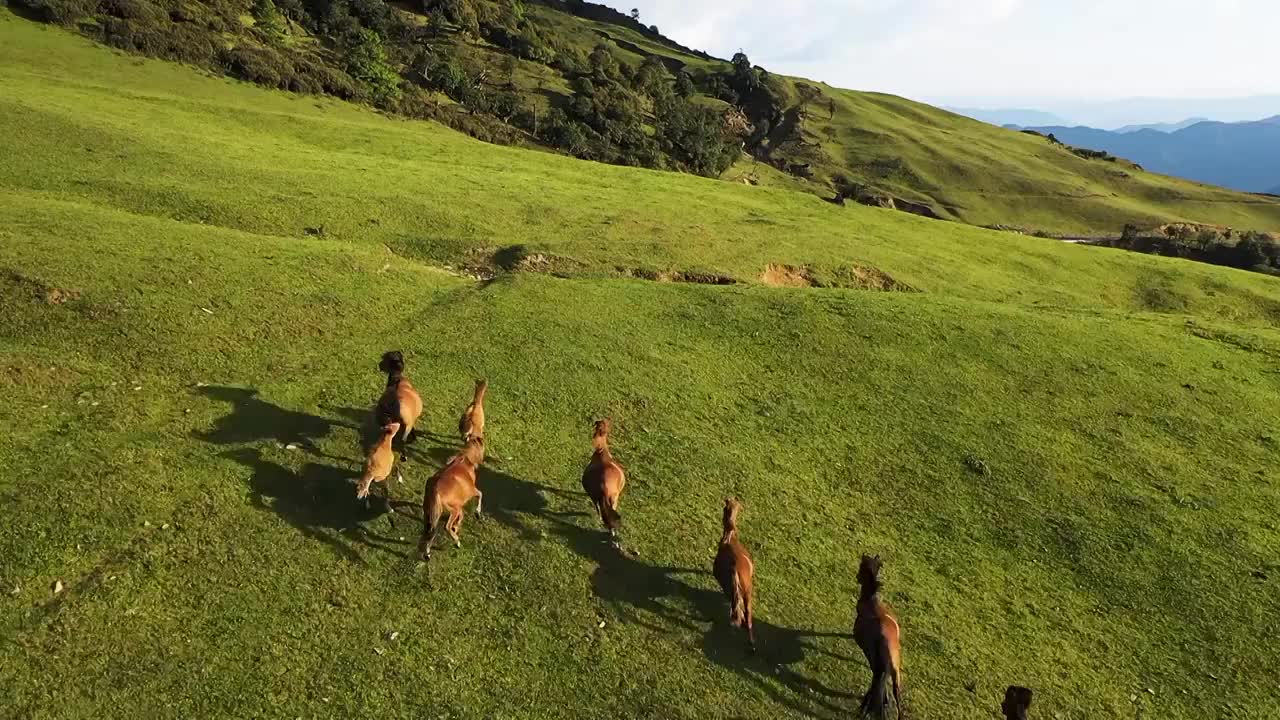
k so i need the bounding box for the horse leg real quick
[399,419,415,463]
[474,489,483,517]
[448,509,462,547]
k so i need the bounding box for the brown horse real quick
[355,421,400,504]
[713,497,756,652]
[457,379,487,442]
[375,350,423,462]
[417,437,485,560]
[854,554,903,719]
[580,419,625,540]
[1002,686,1033,720]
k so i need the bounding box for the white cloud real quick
[610,0,1280,104]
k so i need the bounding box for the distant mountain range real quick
[1113,118,1207,134]
[1021,116,1280,194]
[944,95,1280,129]
[943,107,1069,128]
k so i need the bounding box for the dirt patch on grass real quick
[761,264,815,287]
[0,269,118,327]
[615,266,739,285]
[463,245,586,280]
[759,263,914,292]
[1,269,81,305]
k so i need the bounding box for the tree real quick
[500,54,519,86]
[345,28,401,106]
[674,71,695,98]
[251,0,286,39]
[730,51,760,93]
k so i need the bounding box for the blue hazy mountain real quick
[1024,116,1280,193]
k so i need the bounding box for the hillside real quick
[4,12,1280,720]
[8,0,1280,235]
[1028,117,1280,194]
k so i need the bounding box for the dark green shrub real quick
[98,16,223,67]
[223,44,289,88]
[10,0,100,24]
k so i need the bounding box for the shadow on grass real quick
[196,386,354,451]
[322,404,458,451]
[223,448,412,563]
[195,387,419,561]
[545,514,855,718]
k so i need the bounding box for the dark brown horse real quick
[713,497,756,652]
[457,379,487,442]
[854,554,902,718]
[1002,686,1032,720]
[417,437,485,560]
[375,351,423,462]
[581,419,626,540]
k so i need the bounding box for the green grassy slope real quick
[3,14,1280,720]
[514,5,1280,233]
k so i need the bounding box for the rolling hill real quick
[8,0,1280,234]
[4,9,1280,720]
[1027,117,1280,195]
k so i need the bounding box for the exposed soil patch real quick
[615,266,739,285]
[1,269,82,305]
[464,245,586,280]
[838,265,913,291]
[761,264,815,288]
[760,263,914,292]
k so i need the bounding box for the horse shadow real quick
[196,386,353,450]
[323,404,457,451]
[546,513,855,718]
[222,447,412,563]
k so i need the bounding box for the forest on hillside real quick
[13,0,797,176]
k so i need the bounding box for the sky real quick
[605,0,1280,112]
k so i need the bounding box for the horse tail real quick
[860,636,893,718]
[418,488,443,560]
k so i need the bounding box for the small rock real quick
[90,402,99,407]
[373,647,385,656]
[200,308,214,315]
[133,386,142,391]
[285,443,300,451]
[195,382,207,388]
[1146,688,1155,695]
[40,404,48,409]
[161,523,170,530]
[598,620,606,629]
[388,631,400,641]
[143,520,152,528]
[52,580,64,595]
[1129,694,1138,702]
[9,585,20,596]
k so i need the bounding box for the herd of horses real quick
[349,351,1035,719]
